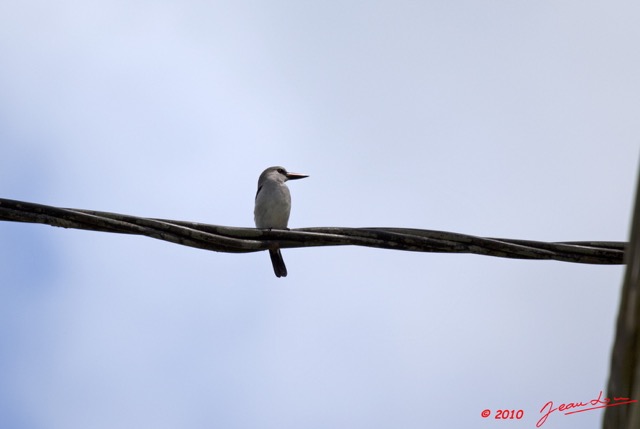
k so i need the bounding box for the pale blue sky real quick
[0,1,638,428]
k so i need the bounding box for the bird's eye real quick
[277,168,286,174]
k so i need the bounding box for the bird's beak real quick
[286,172,309,181]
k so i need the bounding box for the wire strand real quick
[0,198,625,264]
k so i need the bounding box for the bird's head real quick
[259,166,309,184]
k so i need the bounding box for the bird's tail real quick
[269,248,288,278]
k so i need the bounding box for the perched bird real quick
[254,166,308,277]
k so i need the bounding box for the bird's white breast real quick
[254,182,292,229]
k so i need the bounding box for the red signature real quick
[536,390,637,427]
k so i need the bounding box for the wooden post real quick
[604,163,640,428]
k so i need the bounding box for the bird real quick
[254,166,308,277]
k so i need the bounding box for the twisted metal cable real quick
[0,197,625,264]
